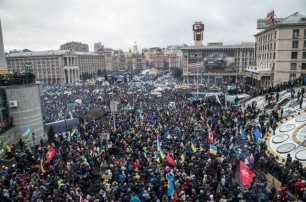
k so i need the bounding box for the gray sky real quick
[0,0,305,52]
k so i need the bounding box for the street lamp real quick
[32,132,35,147]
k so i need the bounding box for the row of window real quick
[291,52,306,59]
[258,31,277,44]
[292,40,306,49]
[291,63,306,70]
[258,42,276,52]
[293,29,306,39]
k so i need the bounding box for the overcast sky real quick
[0,0,305,52]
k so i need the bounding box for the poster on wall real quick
[188,50,235,73]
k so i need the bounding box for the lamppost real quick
[194,54,200,96]
[32,132,35,148]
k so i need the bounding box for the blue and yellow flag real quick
[144,152,150,161]
[157,136,166,159]
[180,151,186,164]
[166,173,175,197]
[163,130,171,139]
[22,125,31,140]
[190,139,197,153]
[67,129,76,142]
[209,144,217,155]
[154,151,160,164]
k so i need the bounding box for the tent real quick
[150,91,162,96]
[180,84,190,89]
[154,87,163,91]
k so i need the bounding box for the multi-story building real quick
[77,52,105,79]
[181,42,255,84]
[182,21,255,84]
[246,12,306,88]
[60,41,89,52]
[143,47,165,69]
[94,42,104,52]
[163,45,183,70]
[97,48,113,72]
[6,50,79,84]
[6,50,105,84]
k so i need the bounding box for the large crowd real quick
[1,75,306,201]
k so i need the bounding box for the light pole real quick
[195,54,199,96]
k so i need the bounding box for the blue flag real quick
[166,172,175,197]
[240,125,246,139]
[254,127,261,140]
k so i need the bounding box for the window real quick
[291,63,297,70]
[304,29,306,38]
[291,52,298,59]
[304,41,306,49]
[302,63,306,70]
[293,29,300,39]
[292,41,299,48]
[290,73,296,80]
[303,52,306,59]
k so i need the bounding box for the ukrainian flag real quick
[166,173,175,197]
[67,129,76,142]
[190,139,197,153]
[163,130,171,139]
[22,125,31,141]
[154,151,160,164]
[180,151,186,164]
[157,136,166,159]
[209,144,217,155]
[144,152,150,161]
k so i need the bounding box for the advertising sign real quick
[266,10,275,25]
[193,23,204,32]
[188,50,235,73]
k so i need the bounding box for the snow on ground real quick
[245,87,306,118]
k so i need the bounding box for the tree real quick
[172,67,183,79]
[47,126,56,144]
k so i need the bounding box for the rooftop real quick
[6,50,71,57]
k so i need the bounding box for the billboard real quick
[188,50,235,73]
[193,23,204,32]
[266,10,275,25]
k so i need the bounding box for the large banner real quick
[188,50,235,73]
[239,161,256,187]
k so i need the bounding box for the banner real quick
[239,161,256,187]
[45,146,56,162]
[166,152,176,166]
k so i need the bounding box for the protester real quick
[1,75,306,201]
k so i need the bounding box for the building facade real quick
[60,41,89,52]
[181,43,255,84]
[76,52,105,79]
[6,50,79,84]
[246,12,306,88]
